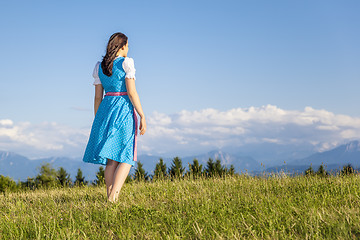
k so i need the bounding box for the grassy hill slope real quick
[1,174,360,239]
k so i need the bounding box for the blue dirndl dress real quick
[82,56,138,167]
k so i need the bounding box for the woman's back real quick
[93,56,136,93]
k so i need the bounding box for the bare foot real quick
[107,190,119,203]
[108,194,116,203]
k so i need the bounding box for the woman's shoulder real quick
[122,57,135,70]
[92,61,102,85]
[123,56,135,65]
[122,57,136,80]
[124,56,134,61]
[93,61,101,75]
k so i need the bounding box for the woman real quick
[82,32,146,203]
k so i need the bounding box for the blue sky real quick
[0,1,359,158]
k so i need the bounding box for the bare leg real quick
[108,162,132,202]
[105,159,119,198]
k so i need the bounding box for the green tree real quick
[186,158,203,180]
[224,164,235,176]
[341,163,355,176]
[305,164,315,176]
[134,161,149,182]
[153,158,167,181]
[316,163,329,177]
[57,167,72,187]
[214,158,225,177]
[35,162,58,188]
[205,158,216,178]
[74,168,88,186]
[93,166,105,186]
[21,177,36,190]
[168,156,185,180]
[226,164,236,176]
[0,175,17,193]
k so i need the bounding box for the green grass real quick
[1,173,360,239]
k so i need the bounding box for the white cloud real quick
[0,120,89,158]
[140,104,360,155]
[1,104,359,158]
[0,119,13,126]
[147,111,172,126]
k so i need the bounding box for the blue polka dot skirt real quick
[82,93,137,167]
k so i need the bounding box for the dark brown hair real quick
[101,32,128,76]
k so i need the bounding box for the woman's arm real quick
[125,78,146,135]
[94,84,104,116]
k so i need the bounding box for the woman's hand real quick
[139,117,146,135]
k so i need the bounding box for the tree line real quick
[304,163,358,177]
[0,157,235,193]
[1,158,357,193]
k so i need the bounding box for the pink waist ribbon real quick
[105,91,128,96]
[104,91,138,162]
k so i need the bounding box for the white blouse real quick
[92,56,136,85]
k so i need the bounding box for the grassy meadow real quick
[1,173,360,239]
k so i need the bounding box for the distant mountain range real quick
[1,140,359,182]
[264,140,360,175]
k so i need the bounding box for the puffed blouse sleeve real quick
[122,57,136,80]
[92,61,101,85]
